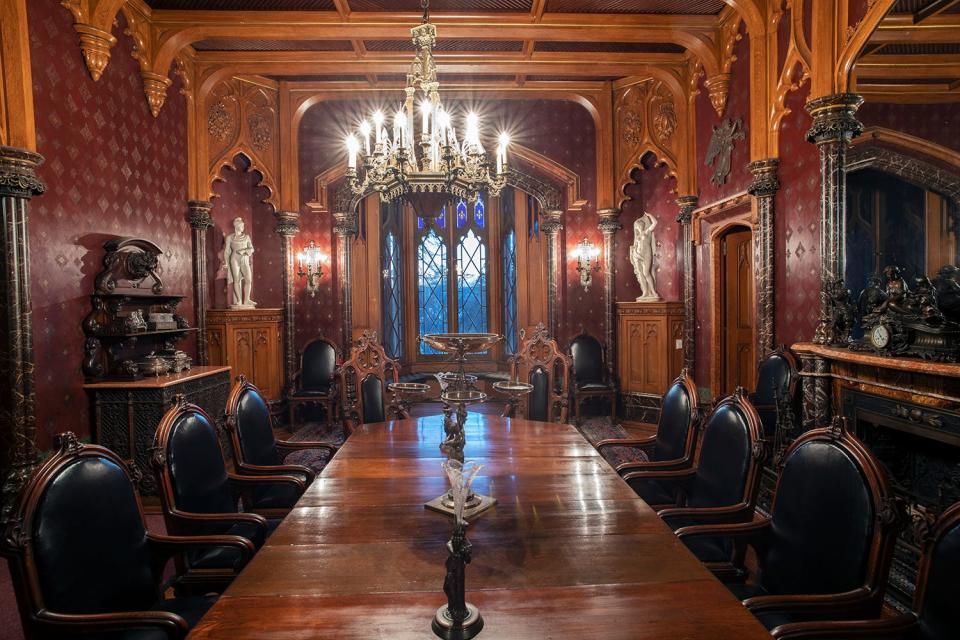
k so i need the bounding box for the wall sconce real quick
[297,241,328,297]
[572,238,600,292]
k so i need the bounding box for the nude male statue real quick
[224,217,257,309]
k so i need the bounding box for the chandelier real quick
[344,0,509,219]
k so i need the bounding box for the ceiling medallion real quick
[344,0,509,219]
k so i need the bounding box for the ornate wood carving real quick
[0,146,44,523]
[703,12,742,118]
[771,0,813,138]
[509,323,571,423]
[59,0,126,81]
[848,134,960,208]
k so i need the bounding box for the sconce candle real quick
[297,241,328,297]
[572,238,601,292]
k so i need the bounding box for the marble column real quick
[805,93,863,345]
[274,210,300,392]
[333,209,358,353]
[676,195,698,373]
[798,352,831,431]
[597,208,621,381]
[187,200,213,365]
[541,209,563,338]
[747,159,780,357]
[0,146,44,523]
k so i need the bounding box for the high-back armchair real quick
[677,417,900,635]
[509,323,571,423]
[153,397,306,554]
[568,332,617,422]
[594,370,700,474]
[338,330,405,428]
[750,345,799,441]
[227,375,338,484]
[288,336,340,425]
[1,432,253,640]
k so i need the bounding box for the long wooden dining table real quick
[189,414,772,639]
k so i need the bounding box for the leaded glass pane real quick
[456,199,468,229]
[381,232,403,359]
[502,230,518,354]
[456,229,488,334]
[474,196,485,228]
[418,228,448,354]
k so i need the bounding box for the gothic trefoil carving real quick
[653,101,677,143]
[705,118,744,187]
[248,114,272,152]
[208,100,234,142]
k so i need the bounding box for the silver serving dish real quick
[137,354,170,377]
[421,333,502,355]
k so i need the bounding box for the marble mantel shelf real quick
[792,342,960,379]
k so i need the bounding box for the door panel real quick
[721,228,754,394]
[233,328,254,383]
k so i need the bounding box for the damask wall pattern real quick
[858,102,960,154]
[27,1,191,448]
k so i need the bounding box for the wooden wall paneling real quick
[350,195,381,340]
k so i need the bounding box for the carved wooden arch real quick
[836,0,898,94]
[770,0,813,151]
[209,150,278,212]
[848,128,960,209]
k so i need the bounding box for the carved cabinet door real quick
[617,302,685,399]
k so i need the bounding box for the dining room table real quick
[188,413,772,639]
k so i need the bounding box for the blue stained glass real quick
[456,229,488,335]
[474,196,485,228]
[502,230,518,354]
[381,232,403,359]
[417,216,424,230]
[417,229,448,354]
[456,200,468,229]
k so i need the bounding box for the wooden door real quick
[720,227,754,394]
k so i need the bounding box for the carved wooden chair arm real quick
[276,439,339,453]
[163,509,270,538]
[34,610,188,639]
[147,532,256,568]
[658,503,756,529]
[621,467,695,505]
[675,517,772,573]
[595,434,657,451]
[614,457,692,475]
[234,461,316,484]
[770,614,919,640]
[228,472,306,492]
[744,588,879,619]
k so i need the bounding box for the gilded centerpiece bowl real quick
[421,333,502,355]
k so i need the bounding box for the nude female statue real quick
[629,212,661,301]
[224,217,257,309]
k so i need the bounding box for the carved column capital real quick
[541,209,564,235]
[747,158,781,198]
[675,195,698,224]
[597,208,622,235]
[704,74,731,117]
[141,71,172,119]
[72,24,116,82]
[0,147,45,199]
[187,200,213,229]
[274,210,300,237]
[805,93,864,146]
[333,210,358,237]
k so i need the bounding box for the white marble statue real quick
[629,212,661,301]
[224,217,257,309]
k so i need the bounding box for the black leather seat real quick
[288,337,339,424]
[623,388,765,563]
[338,331,408,428]
[568,333,617,422]
[1,433,252,640]
[749,346,798,439]
[594,370,700,475]
[227,375,339,484]
[153,397,306,583]
[677,418,900,636]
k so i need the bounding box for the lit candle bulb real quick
[373,111,385,145]
[359,120,371,155]
[465,112,479,147]
[394,111,407,149]
[420,101,431,138]
[346,134,359,170]
[438,109,451,147]
[497,132,509,174]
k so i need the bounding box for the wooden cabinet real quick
[206,309,283,401]
[617,301,685,399]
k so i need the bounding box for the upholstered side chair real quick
[509,323,572,423]
[750,345,800,442]
[1,432,253,640]
[677,417,901,636]
[568,332,617,422]
[592,369,700,475]
[768,499,960,640]
[152,397,306,568]
[338,330,407,430]
[226,375,339,484]
[623,387,765,561]
[287,336,340,426]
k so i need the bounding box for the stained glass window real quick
[417,227,448,354]
[381,231,403,359]
[456,229,488,334]
[502,230,518,353]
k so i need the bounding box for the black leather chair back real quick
[651,379,695,462]
[361,373,386,424]
[32,454,157,615]
[754,349,796,436]
[301,338,337,392]
[760,439,875,595]
[235,386,280,467]
[528,366,550,422]
[687,401,755,509]
[166,409,236,515]
[917,506,960,640]
[570,334,604,385]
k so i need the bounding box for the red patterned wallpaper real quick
[858,101,960,153]
[28,2,191,449]
[296,98,600,349]
[616,159,681,303]
[774,84,821,346]
[209,154,282,310]
[695,22,752,202]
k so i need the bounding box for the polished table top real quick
[189,415,771,639]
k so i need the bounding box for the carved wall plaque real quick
[705,118,744,187]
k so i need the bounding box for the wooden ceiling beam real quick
[914,0,960,24]
[856,60,960,78]
[332,0,351,19]
[531,0,547,22]
[870,13,960,43]
[194,50,687,65]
